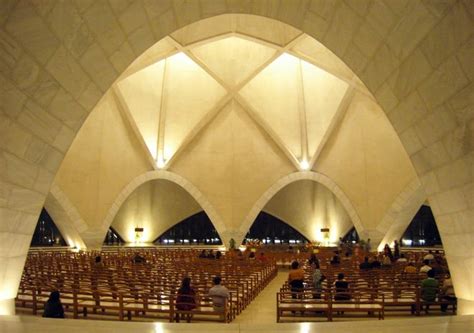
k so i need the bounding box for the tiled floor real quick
[1,314,473,333]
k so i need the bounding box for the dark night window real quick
[103,227,125,246]
[30,208,67,247]
[244,212,309,245]
[154,211,222,245]
[342,227,359,243]
[400,205,442,247]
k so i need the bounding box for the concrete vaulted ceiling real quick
[48,15,419,252]
[115,32,359,169]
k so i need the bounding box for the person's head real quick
[259,252,265,257]
[445,271,451,279]
[337,273,344,280]
[429,250,433,254]
[49,291,60,302]
[249,252,255,258]
[181,277,191,289]
[213,276,222,285]
[423,259,430,265]
[364,256,369,263]
[427,269,435,278]
[291,261,299,269]
[95,255,101,263]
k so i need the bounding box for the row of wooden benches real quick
[17,249,278,322]
[276,287,457,322]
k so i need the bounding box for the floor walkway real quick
[233,270,288,324]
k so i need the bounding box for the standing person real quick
[288,261,305,299]
[312,262,324,299]
[42,291,65,318]
[383,244,393,261]
[365,238,372,253]
[394,240,400,260]
[208,276,230,319]
[175,277,196,322]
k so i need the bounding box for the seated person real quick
[419,259,432,273]
[415,269,439,314]
[370,256,381,269]
[308,254,319,267]
[330,252,340,265]
[359,256,372,270]
[133,253,146,264]
[404,262,418,274]
[257,252,267,262]
[43,291,65,318]
[208,276,230,312]
[397,253,408,263]
[334,273,350,301]
[176,277,196,322]
[440,272,456,312]
[207,249,216,259]
[423,250,435,262]
[215,251,222,260]
[248,252,256,260]
[199,250,208,258]
[382,255,392,267]
[288,261,305,298]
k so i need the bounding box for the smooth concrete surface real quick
[0,314,472,333]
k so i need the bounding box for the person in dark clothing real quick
[359,256,372,270]
[371,257,382,269]
[334,273,350,301]
[43,291,65,318]
[308,253,319,267]
[175,277,196,322]
[330,252,340,265]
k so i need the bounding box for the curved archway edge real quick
[101,170,228,246]
[236,171,364,245]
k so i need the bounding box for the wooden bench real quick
[276,290,384,322]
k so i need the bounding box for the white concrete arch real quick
[44,184,88,249]
[101,170,227,244]
[236,171,363,245]
[376,178,427,251]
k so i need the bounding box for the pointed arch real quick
[237,171,363,245]
[101,170,227,243]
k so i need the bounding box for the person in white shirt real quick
[423,250,435,262]
[208,276,230,311]
[419,259,432,273]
